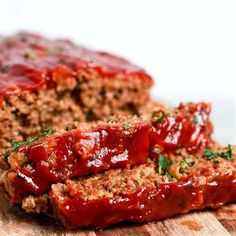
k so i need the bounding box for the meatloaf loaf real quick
[0,32,153,155]
[32,143,235,228]
[3,102,213,203]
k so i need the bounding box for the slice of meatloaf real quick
[2,102,213,204]
[4,118,151,203]
[49,143,236,229]
[0,32,153,154]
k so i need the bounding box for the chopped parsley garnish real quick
[204,145,233,161]
[217,145,233,160]
[192,116,198,124]
[40,127,56,136]
[185,157,195,166]
[11,127,55,151]
[123,123,131,130]
[157,114,167,123]
[179,159,185,167]
[178,158,195,174]
[11,138,35,150]
[158,155,168,175]
[3,151,10,160]
[152,111,167,123]
[153,148,161,154]
[204,148,217,160]
[166,172,177,182]
[0,64,10,73]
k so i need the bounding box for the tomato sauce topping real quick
[0,32,153,96]
[6,103,213,202]
[9,121,150,202]
[50,174,235,228]
[149,103,212,155]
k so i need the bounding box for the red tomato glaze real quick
[149,102,212,155]
[10,121,150,202]
[7,103,213,203]
[0,32,153,96]
[50,173,236,228]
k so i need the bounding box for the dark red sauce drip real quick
[11,121,150,202]
[0,32,153,96]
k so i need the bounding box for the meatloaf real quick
[0,32,234,230]
[0,32,153,155]
[3,102,213,203]
[38,144,236,228]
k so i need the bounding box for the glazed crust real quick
[50,143,236,229]
[3,102,212,203]
[0,32,153,155]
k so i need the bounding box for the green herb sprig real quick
[152,111,167,123]
[158,155,168,175]
[11,127,55,151]
[204,145,233,161]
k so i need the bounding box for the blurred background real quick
[0,0,235,144]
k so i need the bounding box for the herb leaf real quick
[179,159,185,167]
[157,114,166,123]
[166,172,177,182]
[204,148,217,160]
[217,145,233,160]
[152,111,167,123]
[204,145,233,161]
[11,127,55,151]
[12,138,36,150]
[185,157,195,166]
[3,151,10,160]
[40,127,56,136]
[158,155,168,175]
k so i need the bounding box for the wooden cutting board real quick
[0,187,235,236]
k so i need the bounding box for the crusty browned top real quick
[0,32,153,96]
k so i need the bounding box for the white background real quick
[0,0,235,144]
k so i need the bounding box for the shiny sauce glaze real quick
[0,32,153,96]
[10,121,150,202]
[50,174,236,228]
[149,102,212,155]
[8,103,213,202]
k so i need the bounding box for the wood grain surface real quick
[0,187,235,236]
